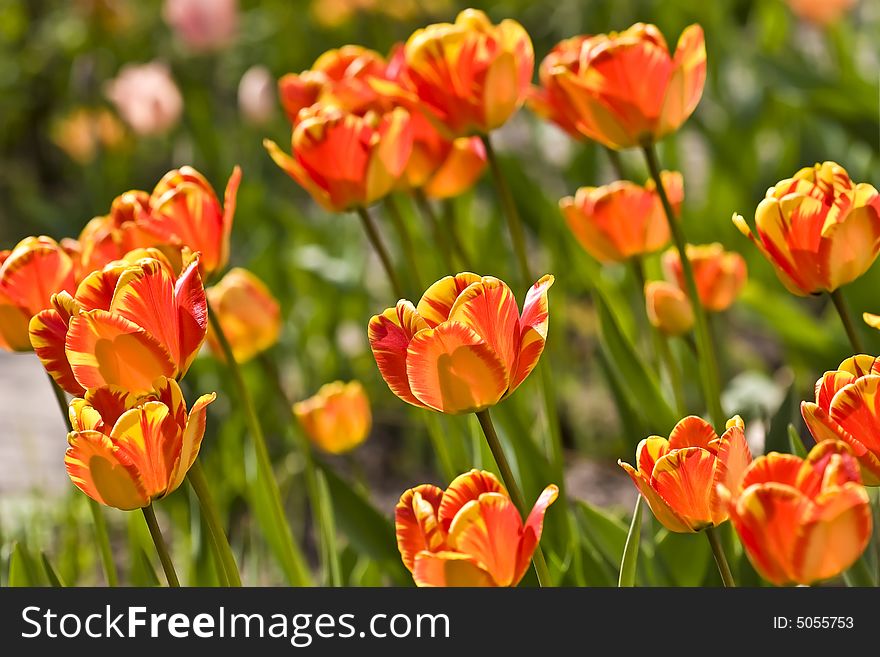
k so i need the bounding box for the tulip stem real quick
[643,142,724,431]
[604,147,627,181]
[475,409,553,587]
[829,288,864,353]
[142,504,180,587]
[413,190,456,272]
[356,206,406,299]
[207,304,312,586]
[187,460,242,586]
[384,195,423,293]
[45,373,119,587]
[705,526,736,588]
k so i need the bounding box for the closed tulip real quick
[66,377,215,510]
[0,236,76,352]
[619,415,752,532]
[395,469,558,586]
[721,441,872,585]
[801,354,880,485]
[734,161,880,295]
[662,243,747,312]
[368,273,553,414]
[293,381,371,454]
[559,171,682,262]
[76,190,156,275]
[530,23,706,149]
[645,280,694,336]
[29,250,207,396]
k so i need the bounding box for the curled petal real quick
[167,391,216,492]
[29,308,84,396]
[396,484,446,572]
[368,300,429,408]
[515,484,559,583]
[416,273,482,327]
[635,436,670,477]
[438,469,506,530]
[65,430,149,510]
[509,274,554,393]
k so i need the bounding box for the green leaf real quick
[40,552,67,587]
[9,543,38,587]
[787,424,809,458]
[763,376,797,454]
[655,529,711,587]
[618,496,643,587]
[575,499,630,567]
[315,469,342,587]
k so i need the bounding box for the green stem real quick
[475,409,552,587]
[413,190,456,272]
[187,460,242,586]
[705,526,736,587]
[842,553,877,587]
[356,206,405,299]
[643,142,724,430]
[384,195,423,293]
[46,373,119,587]
[142,504,180,587]
[604,147,627,181]
[829,288,864,353]
[443,198,473,271]
[207,304,311,585]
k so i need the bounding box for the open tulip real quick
[801,354,880,485]
[619,415,752,532]
[662,243,747,312]
[645,280,694,336]
[293,381,371,454]
[264,104,413,212]
[29,250,207,396]
[66,377,215,510]
[206,268,281,364]
[721,440,872,585]
[559,171,682,262]
[0,236,76,352]
[368,273,553,414]
[395,469,558,586]
[733,161,880,296]
[529,23,706,149]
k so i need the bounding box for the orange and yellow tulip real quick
[368,273,553,414]
[205,267,281,364]
[662,243,747,312]
[645,280,694,336]
[293,381,372,454]
[559,171,682,262]
[66,377,215,510]
[0,236,76,352]
[801,354,880,485]
[733,161,880,296]
[29,250,208,396]
[395,469,558,586]
[721,440,872,585]
[529,23,706,149]
[264,104,413,212]
[619,415,752,532]
[373,9,534,137]
[76,190,157,275]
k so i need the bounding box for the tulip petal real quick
[710,423,752,523]
[412,551,495,587]
[263,138,334,211]
[827,375,880,454]
[659,24,706,138]
[167,392,215,492]
[0,290,31,351]
[416,273,482,327]
[109,402,179,499]
[438,469,506,530]
[619,461,691,533]
[173,255,208,374]
[65,430,149,510]
[668,415,717,450]
[448,493,522,586]
[482,51,519,131]
[368,301,429,407]
[636,436,670,477]
[76,385,139,432]
[396,484,446,572]
[515,484,559,583]
[740,452,804,490]
[509,274,554,393]
[650,447,717,530]
[29,308,84,396]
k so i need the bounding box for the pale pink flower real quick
[238,65,275,125]
[105,62,183,136]
[163,0,238,52]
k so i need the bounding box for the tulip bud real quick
[645,281,694,336]
[294,381,371,454]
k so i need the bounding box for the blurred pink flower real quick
[163,0,238,52]
[238,65,275,125]
[786,0,856,25]
[105,62,183,136]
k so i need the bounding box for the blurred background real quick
[1,0,878,586]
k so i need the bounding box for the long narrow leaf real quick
[618,496,643,587]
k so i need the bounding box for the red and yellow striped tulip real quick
[395,469,558,586]
[721,440,872,585]
[293,380,371,454]
[619,415,752,532]
[373,9,534,137]
[645,280,694,336]
[0,236,76,352]
[662,243,747,312]
[559,171,682,262]
[66,377,215,510]
[76,190,157,275]
[29,250,208,396]
[529,23,706,149]
[205,268,281,364]
[733,161,880,295]
[801,354,880,485]
[264,104,413,212]
[368,273,553,414]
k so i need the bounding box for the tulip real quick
[368,273,553,414]
[238,65,276,125]
[395,469,558,586]
[733,161,880,296]
[29,250,207,396]
[265,104,412,212]
[293,381,371,454]
[786,0,856,25]
[619,415,752,532]
[105,62,183,136]
[372,9,534,137]
[51,107,125,164]
[645,280,694,336]
[529,23,706,149]
[66,377,215,510]
[662,243,747,312]
[0,236,77,352]
[559,171,683,262]
[801,354,880,485]
[721,441,872,585]
[163,0,238,53]
[76,190,156,275]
